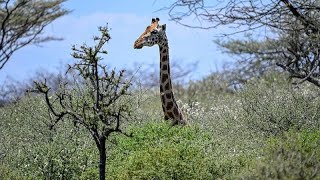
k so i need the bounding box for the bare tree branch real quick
[164,0,320,87]
[0,0,69,70]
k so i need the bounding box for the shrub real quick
[0,96,97,179]
[106,122,216,179]
[241,130,320,179]
[79,167,99,180]
[241,73,320,136]
[0,164,24,180]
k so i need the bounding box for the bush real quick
[241,73,320,136]
[241,130,320,179]
[0,165,24,180]
[3,71,320,179]
[106,122,216,179]
[79,167,99,180]
[0,96,97,179]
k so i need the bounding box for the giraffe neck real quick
[158,41,185,125]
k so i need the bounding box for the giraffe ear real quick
[161,24,166,31]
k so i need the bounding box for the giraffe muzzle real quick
[134,41,143,49]
[134,37,145,49]
[134,44,143,49]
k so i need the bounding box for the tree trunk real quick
[99,137,107,180]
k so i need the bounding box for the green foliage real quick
[0,164,24,180]
[215,37,281,84]
[0,96,97,179]
[241,130,320,179]
[2,66,320,179]
[106,122,215,179]
[241,73,320,136]
[79,167,99,180]
[33,26,133,180]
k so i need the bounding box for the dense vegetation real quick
[1,70,320,179]
[1,1,320,178]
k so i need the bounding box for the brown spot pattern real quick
[162,48,167,54]
[173,107,179,116]
[133,19,185,124]
[161,95,165,104]
[166,101,173,110]
[162,64,168,71]
[167,112,174,118]
[162,55,167,62]
[161,74,168,83]
[164,82,170,90]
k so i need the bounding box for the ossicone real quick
[151,17,160,23]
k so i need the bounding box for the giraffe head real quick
[133,18,167,49]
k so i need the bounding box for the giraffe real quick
[133,18,186,125]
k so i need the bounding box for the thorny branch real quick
[32,26,132,144]
[0,0,69,69]
[164,0,320,86]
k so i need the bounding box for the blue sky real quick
[0,0,231,83]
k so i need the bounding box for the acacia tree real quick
[165,0,320,86]
[216,36,284,85]
[32,26,132,180]
[0,0,69,69]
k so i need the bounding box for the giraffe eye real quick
[151,30,157,34]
